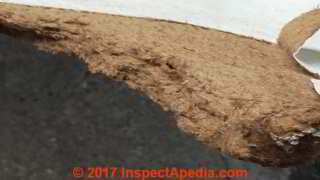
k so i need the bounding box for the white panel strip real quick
[0,0,319,42]
[311,79,320,94]
[294,30,320,95]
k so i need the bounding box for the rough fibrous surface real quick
[1,3,320,174]
[278,9,320,54]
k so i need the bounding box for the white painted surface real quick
[294,30,320,95]
[311,79,320,94]
[0,0,319,42]
[294,30,320,76]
